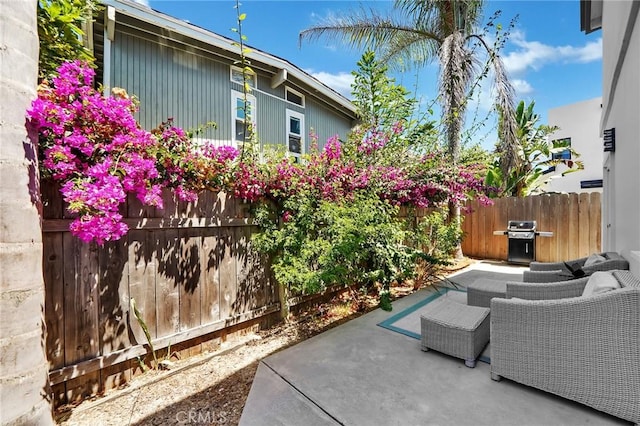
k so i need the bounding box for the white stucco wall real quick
[600,1,640,254]
[543,97,603,194]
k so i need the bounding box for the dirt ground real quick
[55,259,472,426]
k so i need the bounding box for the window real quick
[285,87,305,107]
[231,90,256,146]
[230,66,256,89]
[286,109,304,160]
[551,137,572,160]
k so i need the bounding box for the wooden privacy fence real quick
[41,182,282,404]
[461,192,602,262]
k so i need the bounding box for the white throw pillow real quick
[582,271,621,296]
[584,253,607,267]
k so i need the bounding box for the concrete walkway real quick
[239,261,630,426]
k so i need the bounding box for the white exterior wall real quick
[544,97,603,194]
[600,1,640,254]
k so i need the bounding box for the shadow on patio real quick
[239,260,631,426]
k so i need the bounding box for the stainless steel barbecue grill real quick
[493,220,553,265]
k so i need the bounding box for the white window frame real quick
[231,90,257,147]
[285,86,305,107]
[230,65,256,89]
[286,109,305,160]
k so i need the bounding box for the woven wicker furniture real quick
[506,275,591,300]
[490,270,640,424]
[420,298,490,368]
[523,251,629,282]
[466,279,507,308]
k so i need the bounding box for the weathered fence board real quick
[461,193,602,262]
[98,239,129,355]
[44,233,65,370]
[41,181,281,404]
[201,229,221,323]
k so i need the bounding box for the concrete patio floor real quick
[239,260,631,426]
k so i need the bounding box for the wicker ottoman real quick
[420,298,490,368]
[467,278,507,308]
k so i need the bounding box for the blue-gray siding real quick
[306,97,353,150]
[111,28,231,141]
[108,19,354,151]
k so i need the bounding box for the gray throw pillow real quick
[584,253,607,267]
[582,271,620,296]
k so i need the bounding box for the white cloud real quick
[307,70,354,98]
[503,30,602,76]
[131,0,150,7]
[512,78,534,95]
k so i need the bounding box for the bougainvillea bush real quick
[28,60,492,310]
[28,61,236,244]
[248,130,492,309]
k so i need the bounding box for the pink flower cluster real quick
[357,130,389,155]
[153,120,239,201]
[229,130,491,217]
[28,61,165,244]
[28,61,238,244]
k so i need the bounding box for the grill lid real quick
[507,220,537,231]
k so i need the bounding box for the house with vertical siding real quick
[93,0,357,157]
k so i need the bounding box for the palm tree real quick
[0,0,54,424]
[301,0,518,167]
[300,0,519,257]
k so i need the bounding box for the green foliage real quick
[247,50,493,311]
[351,51,437,155]
[459,142,492,167]
[38,0,97,79]
[409,210,464,260]
[351,51,415,131]
[130,298,158,370]
[232,0,257,161]
[488,100,584,197]
[253,193,420,311]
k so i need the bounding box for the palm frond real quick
[396,0,485,35]
[439,31,477,160]
[491,56,519,177]
[381,31,442,69]
[300,7,439,52]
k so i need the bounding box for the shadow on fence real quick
[42,182,281,406]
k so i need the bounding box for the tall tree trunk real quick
[0,1,54,424]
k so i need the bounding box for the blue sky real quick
[140,0,602,149]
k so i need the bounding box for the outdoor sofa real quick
[522,251,628,282]
[490,270,640,424]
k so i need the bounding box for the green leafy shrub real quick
[38,0,98,79]
[254,193,421,308]
[413,210,464,259]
